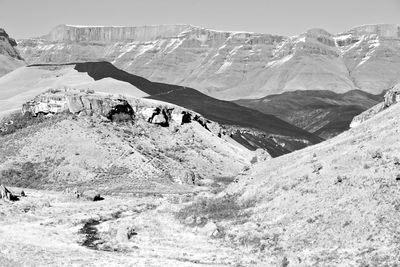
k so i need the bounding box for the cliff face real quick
[0,28,25,76]
[43,24,192,43]
[17,24,400,100]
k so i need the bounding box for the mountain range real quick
[17,24,400,99]
[15,23,400,137]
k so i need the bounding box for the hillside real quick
[193,96,400,265]
[0,28,25,76]
[0,90,255,192]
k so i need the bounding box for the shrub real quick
[110,113,132,123]
[0,158,65,188]
[312,162,323,173]
[176,194,253,226]
[0,112,67,136]
[371,150,383,159]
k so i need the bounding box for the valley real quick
[0,18,399,266]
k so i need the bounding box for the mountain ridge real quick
[17,23,400,101]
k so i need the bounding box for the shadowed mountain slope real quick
[235,90,383,139]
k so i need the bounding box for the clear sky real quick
[1,0,399,39]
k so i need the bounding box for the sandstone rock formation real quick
[22,90,135,121]
[21,89,224,136]
[17,24,400,100]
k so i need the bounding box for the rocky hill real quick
[0,89,256,193]
[17,24,400,100]
[0,28,25,76]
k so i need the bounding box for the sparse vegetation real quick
[0,158,65,188]
[176,194,254,226]
[0,112,68,136]
[110,113,133,123]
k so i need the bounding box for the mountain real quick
[0,28,25,76]
[17,24,400,100]
[0,62,322,156]
[235,90,383,139]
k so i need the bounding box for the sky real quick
[1,0,399,39]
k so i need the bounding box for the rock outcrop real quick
[21,89,223,135]
[350,84,400,127]
[17,24,400,100]
[22,90,135,121]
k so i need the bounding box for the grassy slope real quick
[0,112,251,193]
[214,101,400,265]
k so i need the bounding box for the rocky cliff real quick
[0,28,25,76]
[43,24,192,43]
[17,24,400,100]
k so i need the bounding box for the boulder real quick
[116,224,137,243]
[0,185,18,201]
[254,148,271,162]
[384,85,400,107]
[152,113,167,124]
[181,170,196,185]
[82,190,102,201]
[200,221,219,237]
[66,95,84,113]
